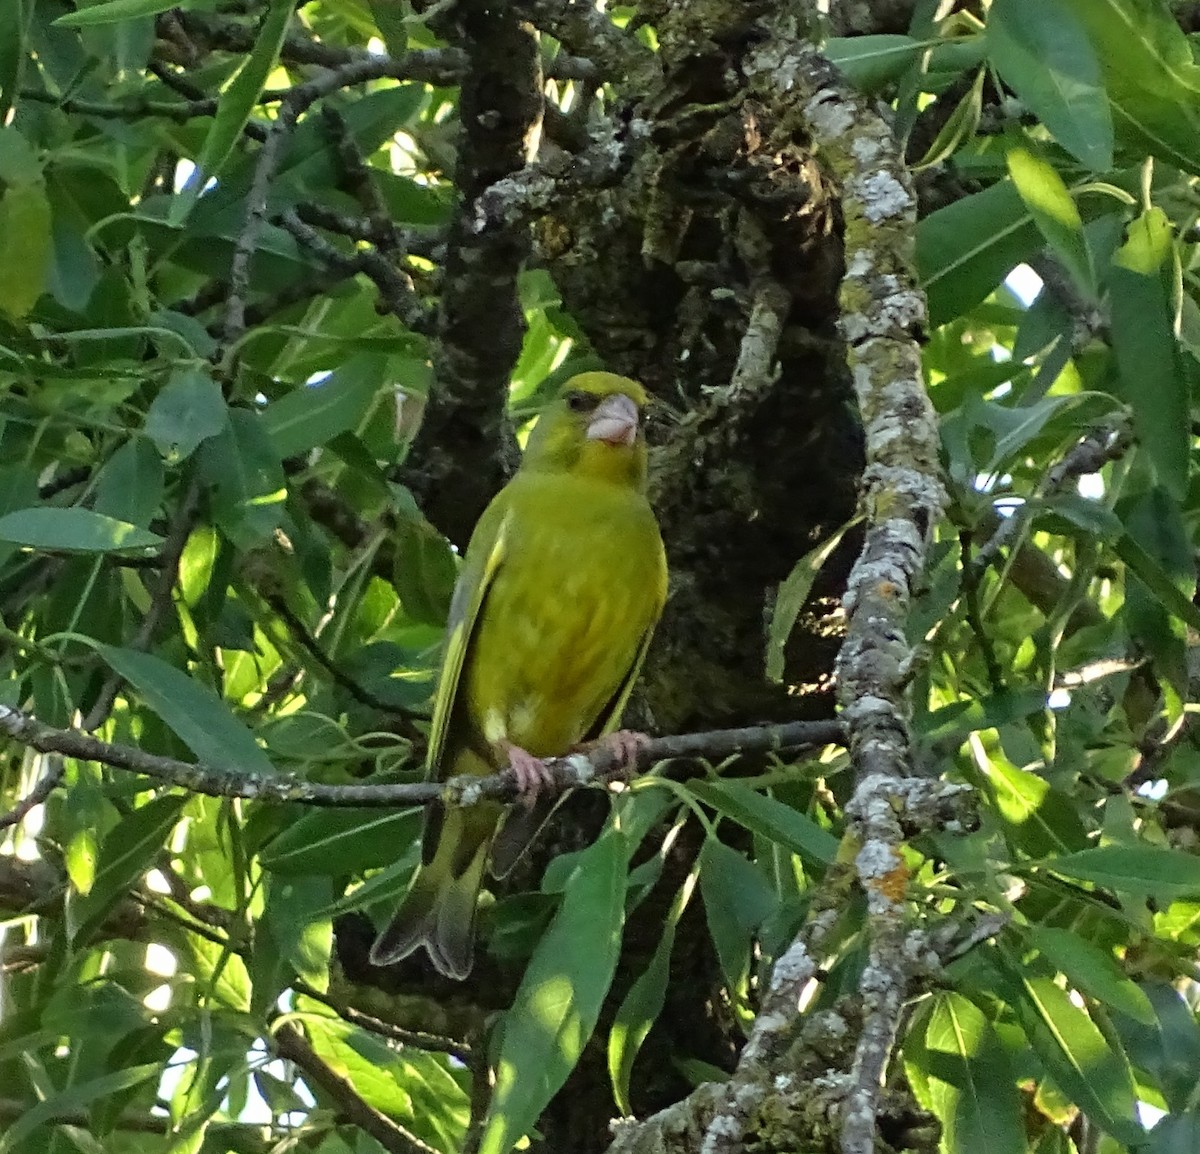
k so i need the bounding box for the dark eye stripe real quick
[565,390,599,412]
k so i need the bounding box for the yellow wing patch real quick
[424,508,510,780]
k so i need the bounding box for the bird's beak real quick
[586,393,639,446]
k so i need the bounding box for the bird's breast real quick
[463,487,663,759]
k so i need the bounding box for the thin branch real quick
[972,421,1132,577]
[221,48,465,353]
[0,757,64,833]
[293,981,472,1061]
[260,589,426,733]
[0,702,844,808]
[278,207,431,332]
[273,1023,439,1154]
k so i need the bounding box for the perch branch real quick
[0,703,843,808]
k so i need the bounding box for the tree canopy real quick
[2,1,1200,1153]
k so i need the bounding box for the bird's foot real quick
[573,730,650,781]
[502,742,555,808]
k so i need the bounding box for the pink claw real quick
[573,730,650,780]
[503,743,555,808]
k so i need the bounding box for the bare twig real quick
[0,702,844,808]
[221,48,465,353]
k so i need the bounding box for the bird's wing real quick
[424,500,512,782]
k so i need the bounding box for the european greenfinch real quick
[370,372,668,977]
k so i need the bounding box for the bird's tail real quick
[369,806,492,978]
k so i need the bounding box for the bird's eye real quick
[564,390,597,412]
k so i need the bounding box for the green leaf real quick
[481,827,628,1154]
[913,67,985,171]
[264,354,387,458]
[904,992,1025,1154]
[1004,964,1141,1143]
[608,868,697,1115]
[699,837,778,990]
[0,1064,162,1153]
[261,808,422,874]
[824,35,927,93]
[0,181,52,319]
[392,512,458,626]
[767,517,858,683]
[987,0,1113,171]
[690,780,838,866]
[1058,0,1200,175]
[1115,533,1200,633]
[1109,207,1189,499]
[1006,148,1094,298]
[264,873,332,992]
[1147,1113,1200,1154]
[93,438,165,528]
[68,794,187,941]
[919,182,1043,327]
[0,507,163,553]
[198,409,287,547]
[0,2,28,140]
[1110,982,1200,1113]
[1048,845,1200,899]
[95,644,276,775]
[54,0,195,25]
[171,0,292,222]
[1024,925,1155,1025]
[144,367,229,463]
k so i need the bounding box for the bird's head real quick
[521,372,651,489]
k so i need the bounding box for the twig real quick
[294,202,442,258]
[0,703,844,808]
[958,530,1005,691]
[0,479,200,830]
[273,1023,439,1154]
[278,207,430,332]
[260,589,426,733]
[0,757,64,833]
[293,981,472,1061]
[972,422,1132,577]
[221,49,465,353]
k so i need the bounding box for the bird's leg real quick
[572,729,650,782]
[501,742,555,808]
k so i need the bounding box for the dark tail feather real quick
[369,841,489,979]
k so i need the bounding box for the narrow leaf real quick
[172,0,292,222]
[1025,925,1155,1025]
[1006,148,1094,297]
[690,780,838,865]
[1049,845,1200,899]
[95,644,276,775]
[988,0,1113,171]
[0,507,162,554]
[481,828,628,1154]
[767,517,858,683]
[1109,207,1188,499]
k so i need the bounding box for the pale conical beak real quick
[586,393,639,446]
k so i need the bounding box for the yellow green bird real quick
[370,372,668,977]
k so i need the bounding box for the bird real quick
[369,371,668,978]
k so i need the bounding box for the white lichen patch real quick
[850,172,911,222]
[768,938,815,992]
